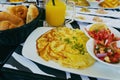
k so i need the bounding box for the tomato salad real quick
[86,27,120,63]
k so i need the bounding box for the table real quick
[0,4,120,80]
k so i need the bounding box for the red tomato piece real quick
[109,56,119,63]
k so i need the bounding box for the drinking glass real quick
[9,0,25,2]
[45,0,75,27]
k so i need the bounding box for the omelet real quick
[73,0,90,6]
[36,27,95,69]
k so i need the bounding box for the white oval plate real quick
[75,14,108,24]
[75,7,120,18]
[22,27,120,80]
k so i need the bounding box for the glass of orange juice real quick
[9,0,25,2]
[46,0,75,27]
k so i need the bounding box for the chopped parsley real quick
[72,43,85,55]
[64,38,72,44]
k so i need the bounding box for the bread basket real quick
[0,7,45,46]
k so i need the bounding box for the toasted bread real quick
[26,4,39,23]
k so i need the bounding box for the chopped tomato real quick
[105,33,114,46]
[87,27,120,64]
[99,57,105,61]
[109,56,119,63]
[107,52,113,56]
[114,52,120,59]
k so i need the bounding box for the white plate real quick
[76,7,120,18]
[66,13,120,28]
[74,14,109,24]
[86,38,120,68]
[22,27,120,80]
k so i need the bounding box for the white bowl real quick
[85,23,120,67]
[86,38,120,68]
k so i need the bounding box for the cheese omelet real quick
[36,27,95,69]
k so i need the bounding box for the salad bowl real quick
[86,38,120,68]
[86,23,120,67]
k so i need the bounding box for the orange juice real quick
[9,0,25,2]
[46,0,66,27]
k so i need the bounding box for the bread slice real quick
[26,4,39,24]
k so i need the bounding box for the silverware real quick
[70,21,80,29]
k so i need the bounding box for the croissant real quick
[0,12,24,27]
[0,21,17,30]
[7,5,28,22]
